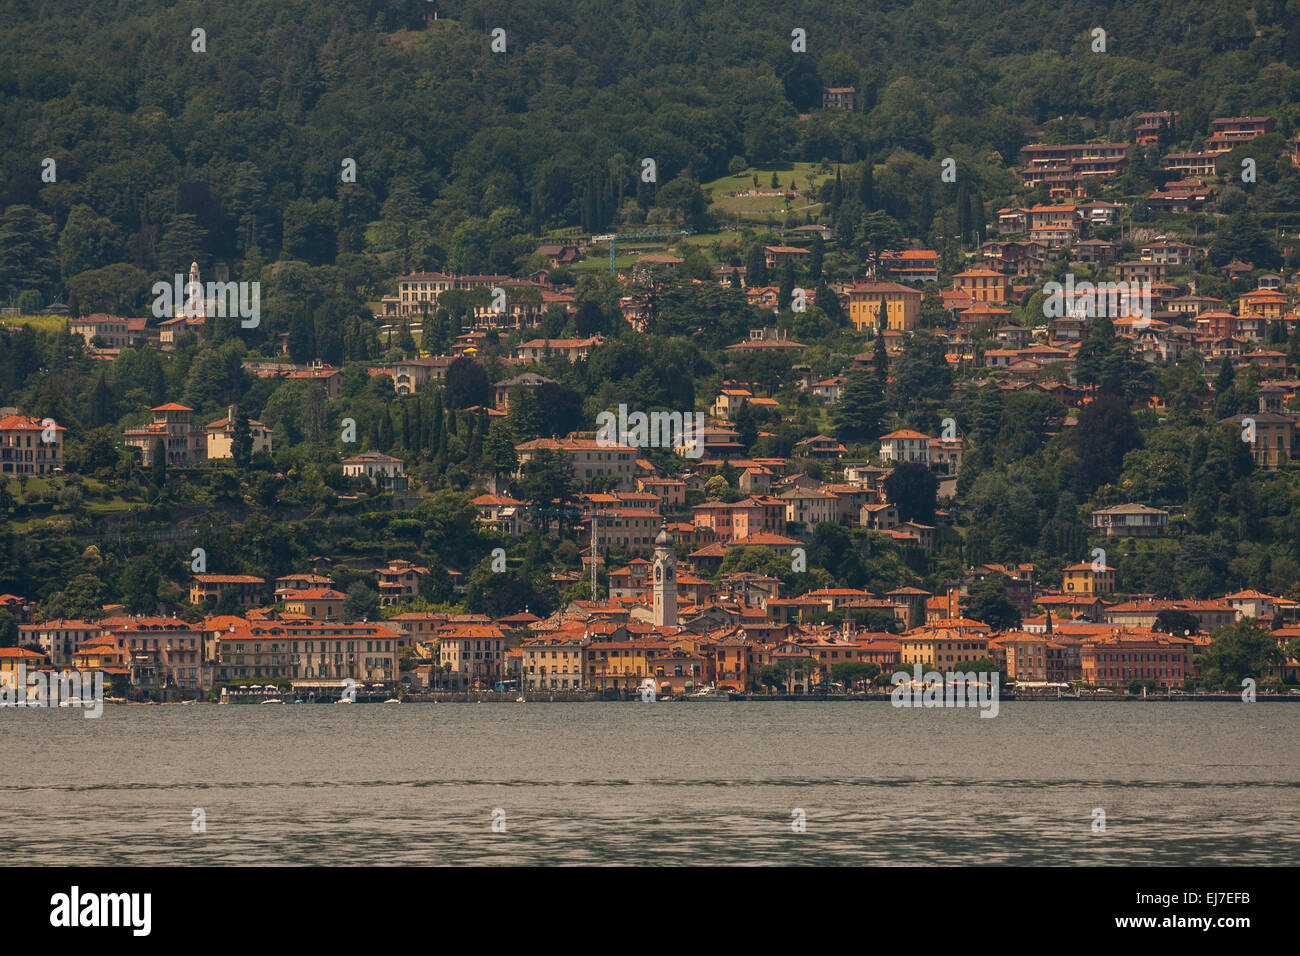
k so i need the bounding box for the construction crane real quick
[591,228,696,273]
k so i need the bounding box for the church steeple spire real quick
[185,261,205,319]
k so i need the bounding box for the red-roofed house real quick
[282,588,347,620]
[0,414,64,475]
[123,403,204,466]
[952,268,1011,304]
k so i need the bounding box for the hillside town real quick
[4,104,1300,704]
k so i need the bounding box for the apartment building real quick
[1062,562,1116,596]
[189,574,266,606]
[1206,116,1275,153]
[521,632,588,690]
[374,559,430,607]
[67,314,147,350]
[951,268,1011,304]
[845,281,922,332]
[779,486,839,528]
[215,621,400,686]
[0,413,64,476]
[898,626,991,668]
[515,437,637,491]
[108,617,207,691]
[435,622,507,690]
[879,429,932,466]
[17,619,103,668]
[1221,412,1294,469]
[1019,142,1129,196]
[879,250,939,283]
[1079,629,1194,687]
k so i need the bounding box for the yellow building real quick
[1062,562,1115,596]
[282,588,347,620]
[205,405,274,460]
[0,646,47,682]
[190,574,266,606]
[898,626,990,668]
[72,632,127,671]
[0,413,65,477]
[1237,290,1288,320]
[846,281,922,332]
[1220,413,1294,470]
[521,633,588,690]
[952,268,1011,304]
[585,640,672,692]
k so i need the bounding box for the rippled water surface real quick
[1,702,1296,865]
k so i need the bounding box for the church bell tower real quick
[652,520,677,628]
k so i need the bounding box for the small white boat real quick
[515,696,526,703]
[383,698,401,704]
[335,698,354,704]
[684,685,731,701]
[260,699,284,704]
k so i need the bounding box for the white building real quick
[878,429,931,465]
[342,452,407,491]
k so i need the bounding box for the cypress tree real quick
[150,439,166,486]
[1214,356,1235,395]
[232,411,253,468]
[873,331,889,377]
[816,281,843,324]
[89,371,114,427]
[956,184,971,246]
[745,244,769,286]
[778,260,796,310]
[429,390,444,450]
[412,397,424,455]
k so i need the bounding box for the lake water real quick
[2,702,1296,865]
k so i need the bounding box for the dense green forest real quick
[3,0,1300,308]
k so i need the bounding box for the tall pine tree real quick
[858,157,872,209]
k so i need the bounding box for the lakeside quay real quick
[146,691,1300,704]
